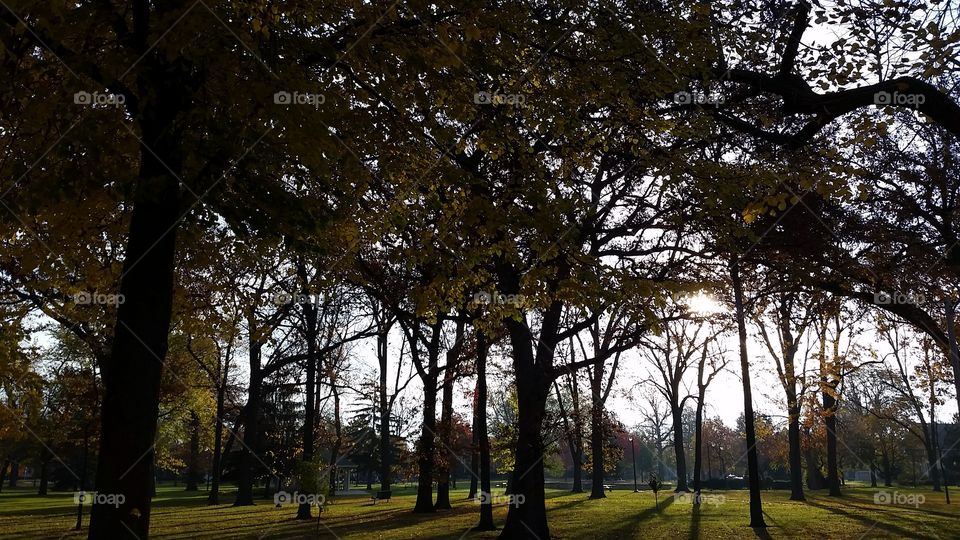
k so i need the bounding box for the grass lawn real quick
[0,483,955,539]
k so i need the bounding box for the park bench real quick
[604,484,613,492]
[370,490,392,505]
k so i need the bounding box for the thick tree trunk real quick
[671,404,688,492]
[823,389,841,496]
[692,396,704,502]
[7,460,17,488]
[297,282,318,520]
[208,380,226,505]
[414,377,438,512]
[945,299,960,421]
[435,320,463,510]
[588,401,605,499]
[434,373,454,510]
[475,332,495,530]
[730,256,767,528]
[500,365,550,539]
[786,401,805,500]
[329,385,342,496]
[88,91,182,538]
[235,337,263,506]
[468,388,479,499]
[186,411,200,491]
[38,455,50,496]
[378,326,392,494]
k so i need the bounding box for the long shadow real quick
[688,503,700,540]
[604,496,676,538]
[804,499,935,539]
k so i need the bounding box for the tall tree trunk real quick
[208,370,228,505]
[413,376,438,512]
[435,319,464,510]
[468,383,479,499]
[730,256,767,528]
[671,404,688,492]
[786,400,804,500]
[476,331,495,530]
[38,454,50,496]
[500,365,550,539]
[235,335,263,506]
[945,299,960,420]
[329,384,342,495]
[186,411,200,491]
[588,399,606,499]
[296,278,318,520]
[88,84,182,537]
[7,460,17,488]
[378,324,392,494]
[693,392,704,502]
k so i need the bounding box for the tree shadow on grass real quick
[804,499,934,539]
[603,495,675,538]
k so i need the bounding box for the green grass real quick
[0,483,955,539]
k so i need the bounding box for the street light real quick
[718,446,725,478]
[630,438,638,492]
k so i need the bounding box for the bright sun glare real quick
[686,292,725,315]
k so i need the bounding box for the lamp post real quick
[718,446,725,478]
[630,437,638,492]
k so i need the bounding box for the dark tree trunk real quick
[730,256,767,528]
[412,321,441,513]
[38,455,50,496]
[7,460,17,488]
[786,401,805,500]
[208,378,226,505]
[671,404,688,492]
[475,332,495,530]
[88,78,182,537]
[945,299,960,422]
[329,385,343,495]
[235,335,263,506]
[0,461,7,493]
[692,393,704,502]
[823,388,841,496]
[413,376,438,512]
[378,323,392,495]
[589,400,605,499]
[806,447,825,489]
[435,320,464,510]
[500,318,551,540]
[186,411,200,491]
[468,386,479,499]
[296,276,318,520]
